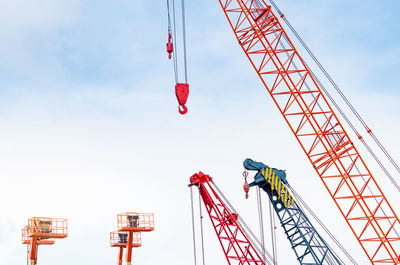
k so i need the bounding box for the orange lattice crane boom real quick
[215,0,400,264]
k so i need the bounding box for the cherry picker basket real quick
[110,231,142,248]
[117,213,154,232]
[27,217,68,239]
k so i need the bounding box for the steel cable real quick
[166,0,179,82]
[268,200,277,265]
[181,0,188,83]
[198,191,206,265]
[190,187,198,265]
[257,187,266,262]
[172,0,179,82]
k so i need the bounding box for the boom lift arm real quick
[244,158,343,265]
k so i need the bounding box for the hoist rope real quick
[257,187,266,262]
[166,0,172,32]
[266,0,400,192]
[166,0,179,82]
[211,182,275,265]
[198,191,206,265]
[287,184,359,265]
[190,187,198,265]
[172,0,179,82]
[268,200,277,265]
[181,0,188,83]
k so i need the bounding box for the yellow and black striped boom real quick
[261,167,294,207]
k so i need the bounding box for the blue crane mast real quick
[243,158,343,265]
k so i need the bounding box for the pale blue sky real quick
[0,1,399,264]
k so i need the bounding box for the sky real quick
[0,0,399,264]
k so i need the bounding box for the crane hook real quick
[175,83,189,115]
[243,171,249,199]
[166,33,173,59]
[178,104,188,115]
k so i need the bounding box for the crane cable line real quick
[257,187,267,263]
[166,0,179,82]
[268,201,277,265]
[266,0,400,191]
[181,0,188,83]
[190,186,198,265]
[198,192,206,265]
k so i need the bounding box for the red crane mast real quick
[217,0,400,264]
[189,172,265,265]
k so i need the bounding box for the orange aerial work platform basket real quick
[117,213,154,232]
[110,231,141,248]
[22,227,54,245]
[27,217,68,239]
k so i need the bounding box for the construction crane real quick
[22,217,67,265]
[189,171,267,265]
[243,158,344,265]
[117,212,154,265]
[166,0,400,262]
[204,1,400,263]
[110,231,142,265]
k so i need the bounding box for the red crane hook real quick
[175,83,189,115]
[243,171,249,199]
[166,33,173,59]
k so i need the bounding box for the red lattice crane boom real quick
[217,1,400,264]
[189,172,265,265]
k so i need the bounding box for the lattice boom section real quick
[196,177,264,265]
[218,0,400,263]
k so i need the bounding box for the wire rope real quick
[172,0,179,82]
[190,186,198,265]
[181,0,188,83]
[166,0,179,82]
[198,191,206,265]
[268,200,277,265]
[257,187,266,262]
